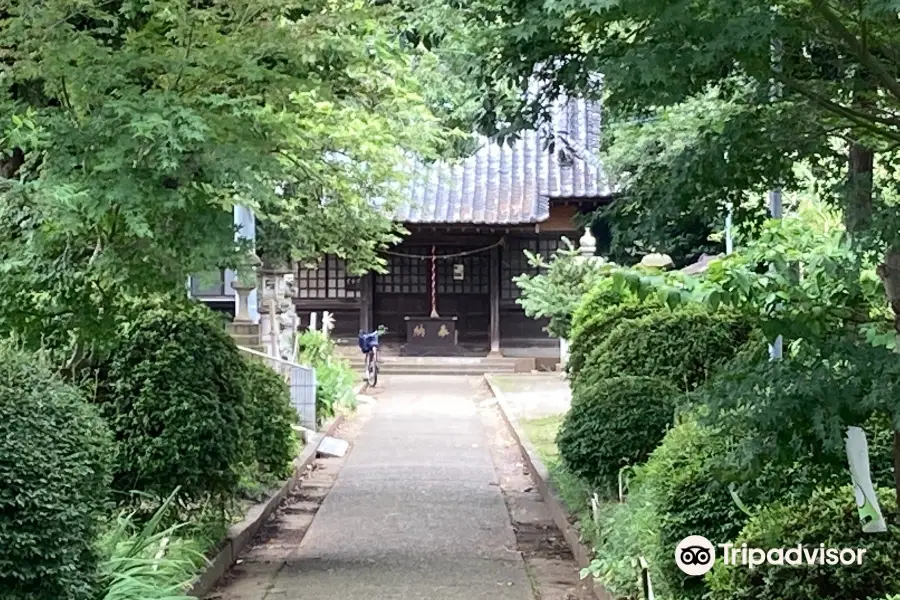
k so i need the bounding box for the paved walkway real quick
[266,375,533,600]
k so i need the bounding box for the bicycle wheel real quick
[365,351,378,387]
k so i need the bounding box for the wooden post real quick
[360,273,373,332]
[488,243,501,357]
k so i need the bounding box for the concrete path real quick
[267,375,533,600]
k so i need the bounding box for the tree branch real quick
[808,0,900,103]
[778,76,900,145]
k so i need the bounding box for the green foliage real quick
[708,486,900,600]
[566,284,661,377]
[597,89,785,267]
[463,0,900,164]
[632,406,896,600]
[691,334,900,489]
[607,155,891,348]
[243,359,298,479]
[557,376,682,498]
[297,330,356,424]
[583,487,663,599]
[98,297,249,504]
[0,0,468,369]
[460,0,900,344]
[0,344,112,600]
[578,306,753,392]
[633,418,750,600]
[513,238,613,338]
[97,491,203,600]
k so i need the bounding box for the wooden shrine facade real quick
[294,97,612,354]
[293,202,601,353]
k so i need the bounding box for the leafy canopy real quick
[0,0,465,366]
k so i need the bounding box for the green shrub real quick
[578,306,753,392]
[567,293,661,378]
[98,296,249,504]
[0,344,112,600]
[557,375,681,497]
[297,330,356,425]
[514,240,612,338]
[244,359,298,479]
[634,418,750,600]
[708,486,900,600]
[633,410,895,600]
[313,357,356,424]
[585,486,666,599]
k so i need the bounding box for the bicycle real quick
[358,326,385,387]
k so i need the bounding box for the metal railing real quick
[237,345,317,430]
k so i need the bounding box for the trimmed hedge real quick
[557,375,681,497]
[634,418,748,600]
[577,306,753,392]
[244,359,298,479]
[634,411,896,600]
[0,345,112,600]
[708,486,900,600]
[98,296,249,503]
[567,298,662,378]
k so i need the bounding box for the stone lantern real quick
[578,226,597,259]
[231,251,261,323]
[260,257,300,360]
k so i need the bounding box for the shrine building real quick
[295,97,613,357]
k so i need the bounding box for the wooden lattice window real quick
[437,248,489,295]
[501,237,563,299]
[374,251,428,294]
[297,256,359,299]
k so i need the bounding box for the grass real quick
[491,374,524,394]
[519,412,607,579]
[520,414,564,464]
[520,414,593,517]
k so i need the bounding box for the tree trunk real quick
[845,142,874,234]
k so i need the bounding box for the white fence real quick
[237,345,317,430]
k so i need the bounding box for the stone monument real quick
[259,259,299,361]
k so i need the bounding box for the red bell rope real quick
[430,245,439,318]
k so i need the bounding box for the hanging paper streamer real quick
[845,426,888,533]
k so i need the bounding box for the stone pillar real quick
[231,281,255,323]
[234,205,260,324]
[259,261,299,361]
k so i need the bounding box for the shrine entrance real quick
[372,242,496,354]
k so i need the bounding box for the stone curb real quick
[189,412,346,597]
[483,374,612,600]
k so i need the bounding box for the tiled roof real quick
[393,97,612,225]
